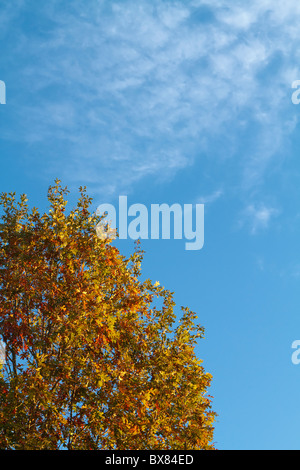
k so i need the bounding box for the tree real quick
[0,179,216,450]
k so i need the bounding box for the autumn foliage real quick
[0,180,216,450]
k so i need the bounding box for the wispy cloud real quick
[239,203,280,234]
[198,189,223,204]
[2,0,300,211]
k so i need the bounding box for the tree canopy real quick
[0,179,216,450]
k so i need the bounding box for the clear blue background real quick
[1,0,300,449]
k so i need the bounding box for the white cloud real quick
[217,7,257,30]
[2,0,300,203]
[198,189,223,204]
[240,203,280,234]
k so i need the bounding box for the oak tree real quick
[0,179,216,450]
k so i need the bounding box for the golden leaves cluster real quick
[0,179,216,450]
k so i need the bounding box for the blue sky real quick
[1,0,300,449]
